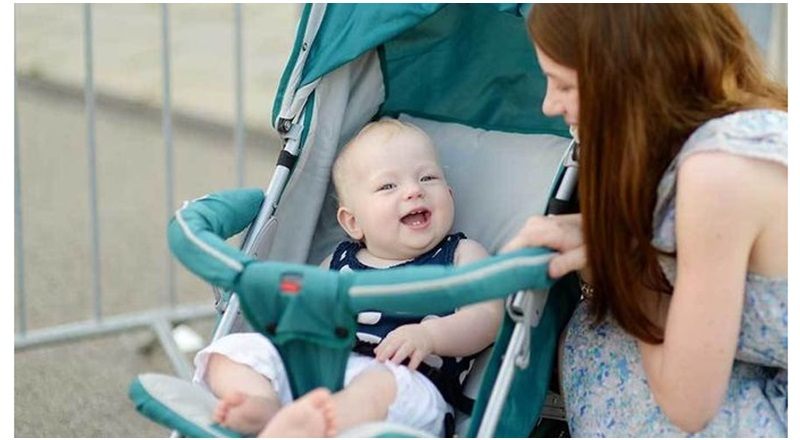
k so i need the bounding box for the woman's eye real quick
[421,175,438,182]
[377,183,395,191]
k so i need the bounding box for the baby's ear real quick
[337,206,364,241]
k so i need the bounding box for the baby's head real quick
[332,118,455,261]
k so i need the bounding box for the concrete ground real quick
[14,4,295,436]
[14,75,278,438]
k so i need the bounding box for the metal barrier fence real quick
[14,4,250,381]
[13,3,787,378]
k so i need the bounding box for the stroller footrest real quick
[129,373,242,438]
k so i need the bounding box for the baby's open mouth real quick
[400,209,431,227]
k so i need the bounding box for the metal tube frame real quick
[476,138,578,437]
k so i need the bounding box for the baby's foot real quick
[213,392,280,435]
[258,388,337,438]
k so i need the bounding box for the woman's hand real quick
[500,213,588,279]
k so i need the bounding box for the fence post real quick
[15,58,26,336]
[234,3,246,188]
[83,4,103,322]
[162,4,177,308]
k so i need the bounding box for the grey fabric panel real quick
[137,373,230,437]
[267,51,384,264]
[402,115,570,253]
[250,216,279,261]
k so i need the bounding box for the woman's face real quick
[535,45,580,128]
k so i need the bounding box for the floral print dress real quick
[560,109,787,437]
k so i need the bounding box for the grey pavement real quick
[15,4,296,437]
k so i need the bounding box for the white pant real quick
[193,332,449,436]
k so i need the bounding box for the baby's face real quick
[337,128,455,261]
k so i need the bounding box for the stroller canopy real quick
[274,3,569,136]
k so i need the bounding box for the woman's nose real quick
[541,92,562,117]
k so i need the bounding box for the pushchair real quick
[129,4,581,437]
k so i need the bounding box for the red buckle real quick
[279,275,302,294]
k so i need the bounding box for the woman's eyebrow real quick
[543,70,566,82]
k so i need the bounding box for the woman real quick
[503,4,787,436]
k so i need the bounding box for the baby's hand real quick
[374,324,434,371]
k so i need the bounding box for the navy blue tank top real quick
[329,233,473,393]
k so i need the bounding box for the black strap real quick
[276,149,298,169]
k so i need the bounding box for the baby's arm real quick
[418,239,503,356]
[319,254,333,269]
[375,239,503,369]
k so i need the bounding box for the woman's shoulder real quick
[679,108,787,167]
[652,109,787,252]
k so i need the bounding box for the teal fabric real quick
[300,4,447,87]
[379,4,567,136]
[468,274,581,437]
[274,4,568,136]
[346,248,554,313]
[234,261,355,397]
[167,188,264,291]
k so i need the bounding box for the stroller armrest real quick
[167,188,265,291]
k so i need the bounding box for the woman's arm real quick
[640,152,780,433]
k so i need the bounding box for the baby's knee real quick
[204,353,239,385]
[206,352,232,369]
[359,366,399,410]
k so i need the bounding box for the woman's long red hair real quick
[528,4,786,343]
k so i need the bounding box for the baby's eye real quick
[420,175,439,182]
[377,183,396,191]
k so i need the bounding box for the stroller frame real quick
[133,4,581,437]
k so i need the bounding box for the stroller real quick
[129,4,581,437]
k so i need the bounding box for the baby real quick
[193,118,503,437]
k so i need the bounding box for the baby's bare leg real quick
[205,353,282,435]
[259,366,396,438]
[330,366,397,432]
[258,388,337,437]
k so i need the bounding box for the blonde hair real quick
[332,118,434,203]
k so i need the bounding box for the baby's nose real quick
[404,184,424,200]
